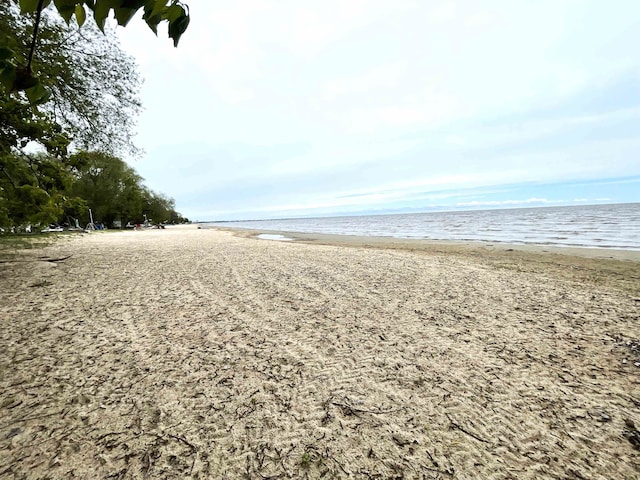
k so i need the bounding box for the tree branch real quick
[18,150,42,188]
[0,163,17,189]
[27,0,47,72]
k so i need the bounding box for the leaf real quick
[19,0,41,14]
[169,16,189,46]
[54,0,79,23]
[25,82,51,105]
[166,4,189,47]
[0,47,14,61]
[19,0,54,14]
[144,14,162,35]
[150,0,167,18]
[143,0,166,34]
[0,65,16,92]
[163,3,182,22]
[75,4,86,26]
[92,1,111,31]
[114,7,138,26]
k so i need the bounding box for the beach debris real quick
[1,254,73,265]
[446,414,489,444]
[1,397,22,409]
[0,254,72,264]
[391,433,414,447]
[622,419,640,451]
[5,427,21,439]
[38,254,72,262]
[330,398,402,416]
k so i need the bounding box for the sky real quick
[115,0,640,221]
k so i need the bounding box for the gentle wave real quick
[206,203,640,250]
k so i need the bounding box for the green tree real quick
[141,188,176,224]
[69,150,143,226]
[0,0,190,229]
[0,2,143,228]
[67,151,182,227]
[0,151,78,228]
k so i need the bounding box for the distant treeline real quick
[1,150,188,230]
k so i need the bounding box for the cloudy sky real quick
[116,0,640,220]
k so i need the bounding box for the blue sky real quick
[116,1,640,220]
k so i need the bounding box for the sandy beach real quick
[1,225,639,479]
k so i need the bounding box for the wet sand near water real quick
[1,225,639,478]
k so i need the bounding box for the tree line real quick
[2,149,189,230]
[0,1,190,231]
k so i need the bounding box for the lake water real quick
[206,203,640,250]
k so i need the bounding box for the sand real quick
[1,225,639,479]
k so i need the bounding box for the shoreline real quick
[208,225,640,262]
[196,201,640,255]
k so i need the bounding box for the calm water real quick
[207,203,640,250]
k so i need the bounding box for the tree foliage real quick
[1,149,187,230]
[1,0,189,101]
[0,150,77,228]
[69,151,183,226]
[0,95,69,158]
[1,3,143,156]
[40,17,143,156]
[0,0,190,230]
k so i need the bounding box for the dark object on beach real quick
[623,419,640,450]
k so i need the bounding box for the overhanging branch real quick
[27,0,47,72]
